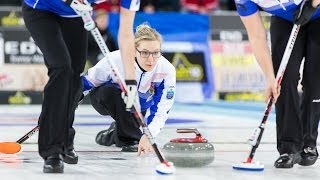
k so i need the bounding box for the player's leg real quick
[90,85,142,151]
[270,16,306,168]
[299,17,320,166]
[59,16,88,164]
[22,2,74,173]
[90,87,120,146]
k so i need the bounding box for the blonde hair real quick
[134,23,162,47]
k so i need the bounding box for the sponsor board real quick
[217,92,265,101]
[0,90,93,105]
[162,51,209,102]
[163,52,207,83]
[0,8,24,27]
[0,90,43,104]
[210,12,270,41]
[0,64,48,91]
[0,28,44,64]
[211,41,266,92]
[214,67,266,92]
[210,13,271,96]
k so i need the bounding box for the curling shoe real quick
[274,153,301,168]
[121,142,139,152]
[299,147,318,166]
[96,121,116,146]
[63,149,78,164]
[43,154,64,173]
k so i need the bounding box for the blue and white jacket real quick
[82,50,176,138]
[23,0,140,17]
[234,0,320,22]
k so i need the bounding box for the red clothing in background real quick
[181,0,218,13]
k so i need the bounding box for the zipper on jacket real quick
[137,72,144,89]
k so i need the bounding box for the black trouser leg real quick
[90,85,142,145]
[61,18,88,151]
[301,18,320,148]
[65,84,84,151]
[22,3,87,159]
[270,16,306,154]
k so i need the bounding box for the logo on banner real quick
[1,11,24,26]
[4,34,44,64]
[8,91,32,104]
[171,53,204,81]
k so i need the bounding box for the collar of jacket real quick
[135,58,159,74]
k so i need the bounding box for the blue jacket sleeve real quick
[234,0,259,16]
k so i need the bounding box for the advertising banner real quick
[211,41,265,92]
[163,52,206,83]
[0,6,23,27]
[0,28,44,65]
[163,50,209,102]
[210,13,270,101]
[0,64,47,104]
[0,90,43,104]
[0,64,48,91]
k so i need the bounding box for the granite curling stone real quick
[163,128,214,167]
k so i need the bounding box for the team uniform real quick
[24,0,140,17]
[22,0,140,163]
[235,0,320,164]
[235,0,320,21]
[82,50,176,145]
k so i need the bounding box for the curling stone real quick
[163,128,214,167]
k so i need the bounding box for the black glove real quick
[294,0,318,26]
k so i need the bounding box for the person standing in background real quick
[181,0,218,14]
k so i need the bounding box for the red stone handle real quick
[171,128,207,143]
[176,128,201,136]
